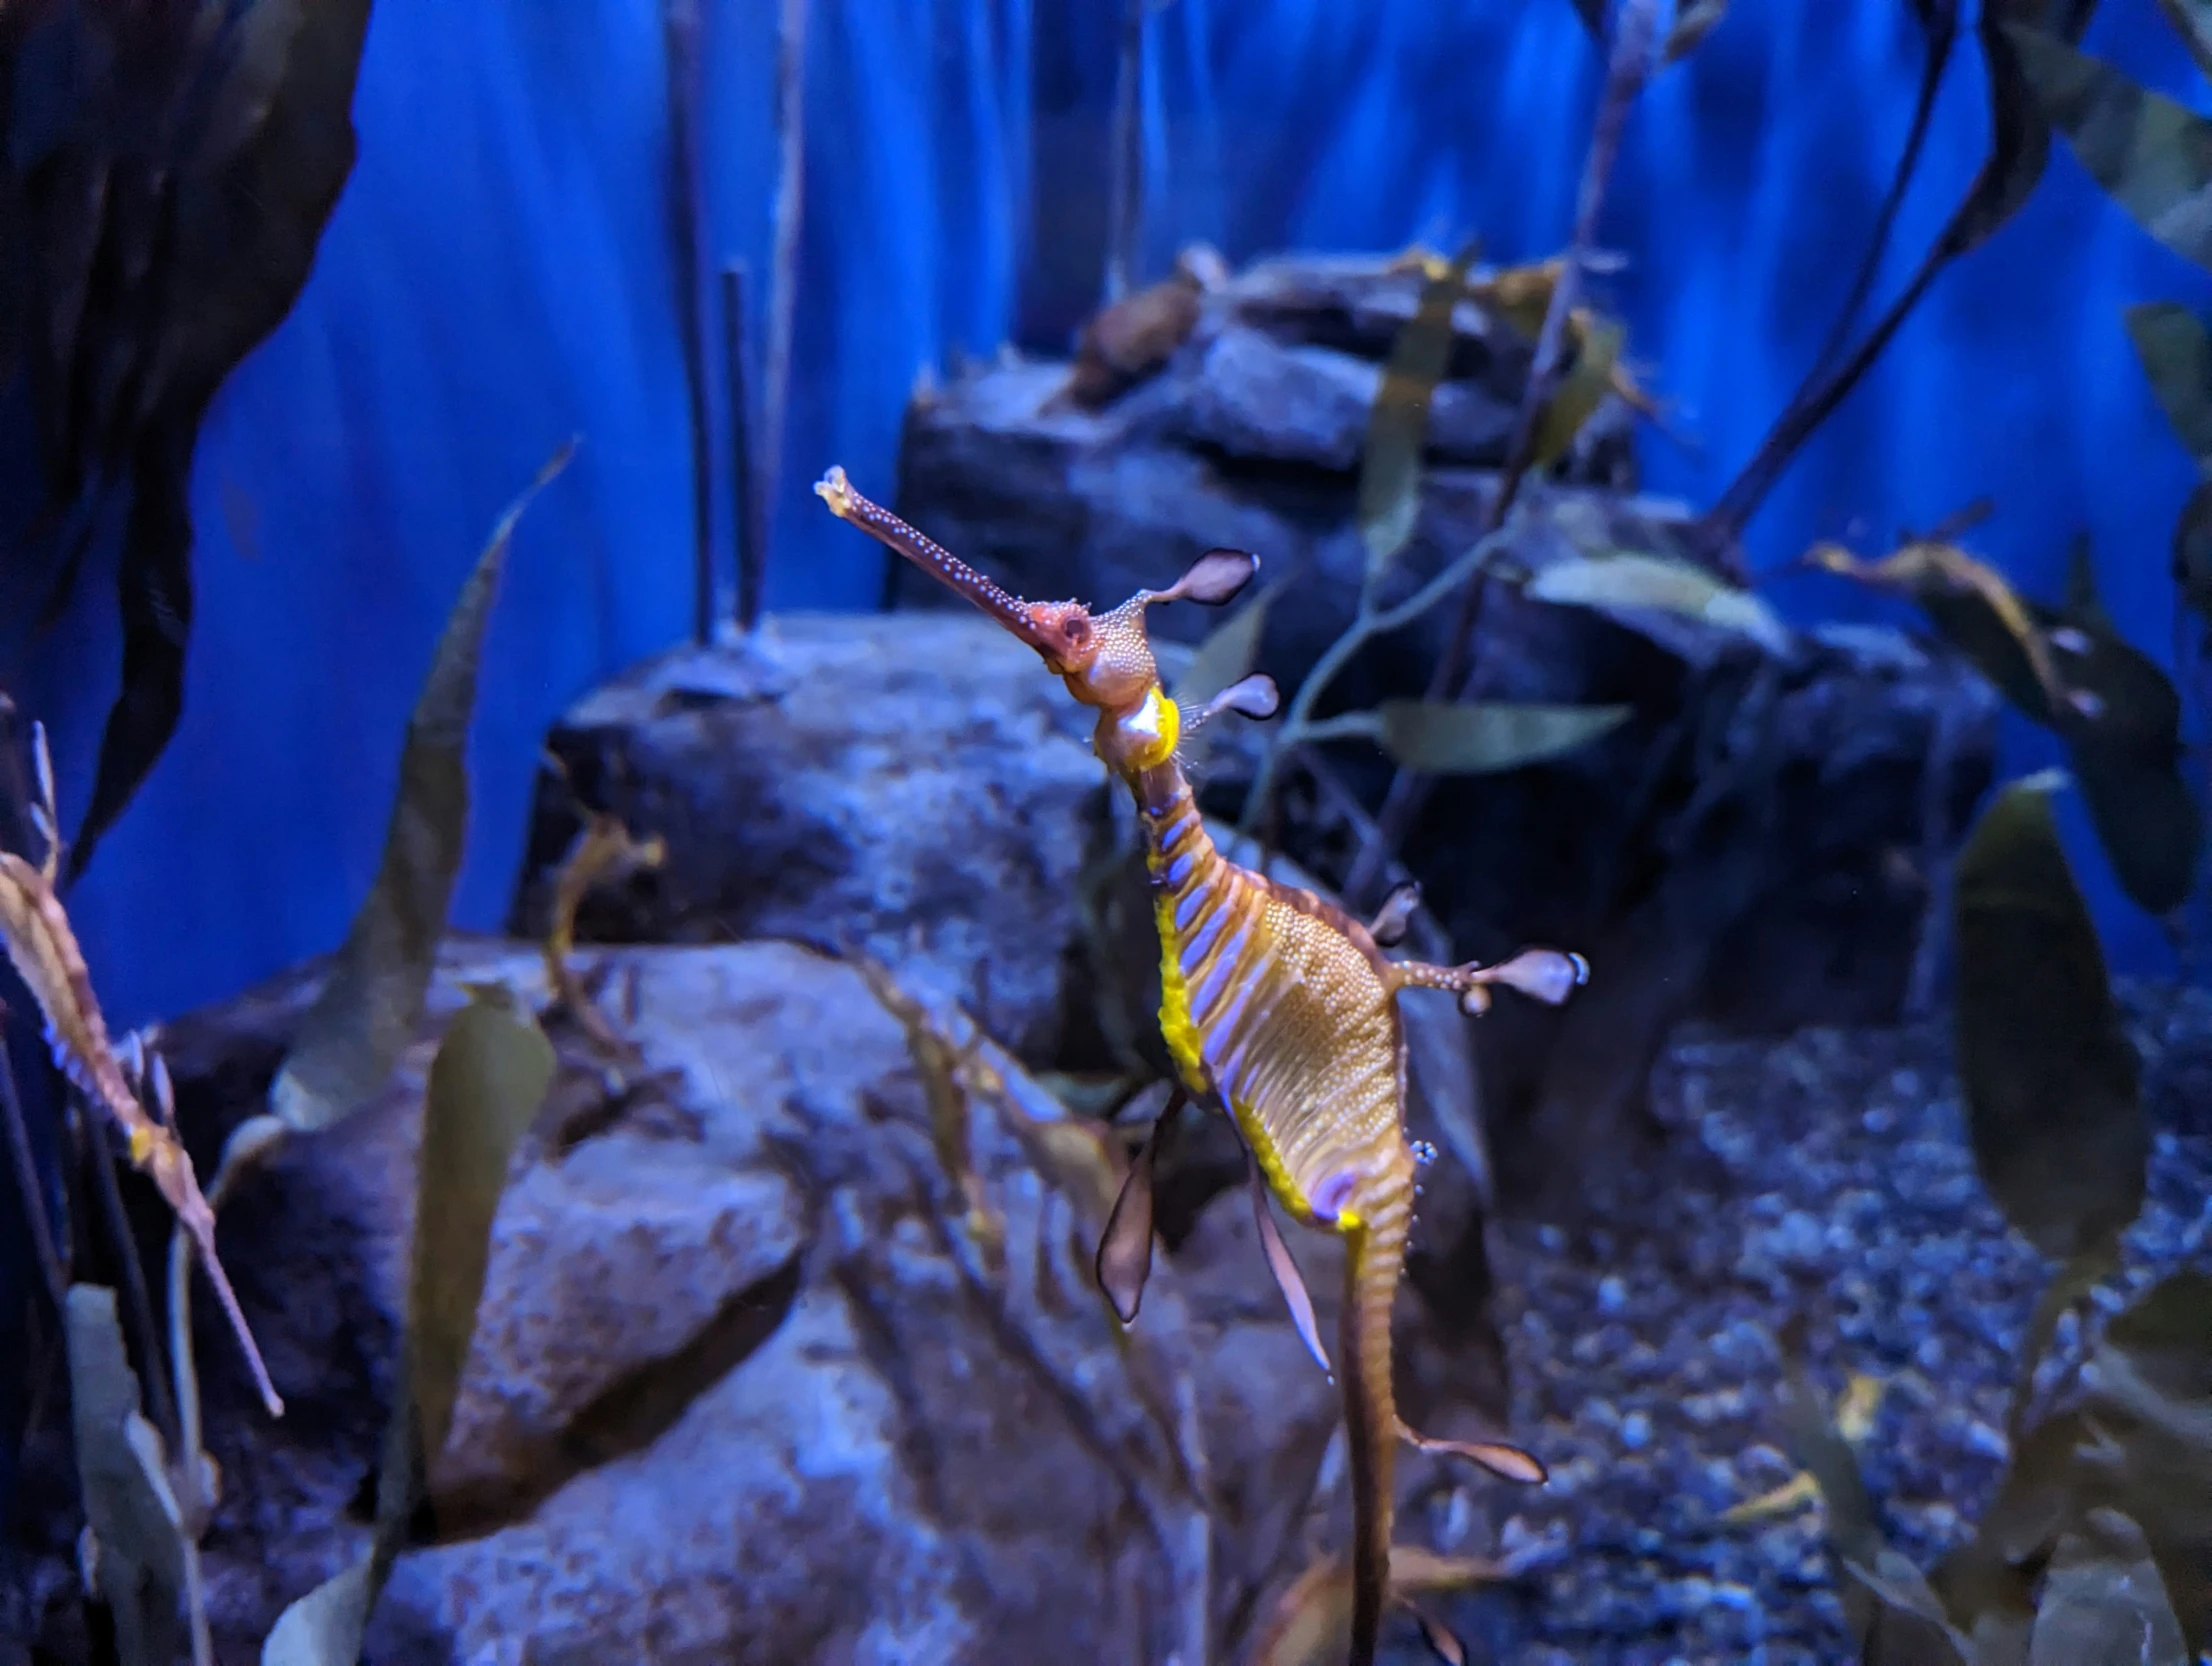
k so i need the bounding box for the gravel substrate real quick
[1413,981,2212,1666]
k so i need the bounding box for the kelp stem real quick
[1342,0,1658,907]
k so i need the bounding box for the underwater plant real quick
[1745,773,2212,1663]
[816,465,1588,1666]
[0,0,376,882]
[0,448,573,1666]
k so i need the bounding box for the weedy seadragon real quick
[818,468,1585,1666]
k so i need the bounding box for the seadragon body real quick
[818,468,1582,1666]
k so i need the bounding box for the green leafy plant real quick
[0,446,573,1666]
[272,441,576,1132]
[1768,774,2209,1664]
[1219,243,1662,844]
[262,989,555,1665]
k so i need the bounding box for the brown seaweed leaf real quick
[849,950,1007,1275]
[26,0,378,883]
[1929,1415,2082,1658]
[1250,1544,1506,1666]
[2007,24,2212,272]
[2125,302,2212,623]
[1701,1,2074,540]
[540,809,665,1051]
[67,1284,188,1666]
[1358,238,1481,586]
[2074,1272,2212,1655]
[1952,773,2146,1262]
[1776,1329,1970,1662]
[2173,479,2212,621]
[262,990,553,1666]
[1822,525,2202,917]
[2157,0,2212,78]
[1940,10,2065,260]
[1804,531,2203,918]
[2065,742,2203,920]
[1528,548,1790,650]
[1465,256,1562,341]
[2038,565,2203,916]
[1366,700,1631,775]
[1662,0,1730,61]
[2125,302,2212,464]
[1529,311,1625,470]
[0,837,279,1416]
[2065,530,2115,635]
[1805,539,2066,717]
[271,440,575,1133]
[2029,1508,2190,1665]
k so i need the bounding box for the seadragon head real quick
[817,467,1278,770]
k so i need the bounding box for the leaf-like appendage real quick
[1155,546,1259,607]
[271,442,573,1133]
[1248,1544,1504,1666]
[1173,586,1275,714]
[1953,777,2147,1260]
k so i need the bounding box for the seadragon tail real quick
[1341,1160,1413,1666]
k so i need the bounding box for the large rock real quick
[16,936,1521,1664]
[506,616,1110,1065]
[887,252,2003,1207]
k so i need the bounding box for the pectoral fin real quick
[1095,1088,1186,1324]
[1249,1152,1332,1378]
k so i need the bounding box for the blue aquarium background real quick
[6,0,2207,1028]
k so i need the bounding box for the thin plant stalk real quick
[79,1088,179,1453]
[664,0,716,644]
[1104,0,1146,301]
[1238,531,1514,834]
[1805,4,1957,382]
[1703,249,1943,542]
[1340,0,1658,906]
[724,262,767,631]
[166,1228,214,1666]
[761,0,810,573]
[0,1033,66,1311]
